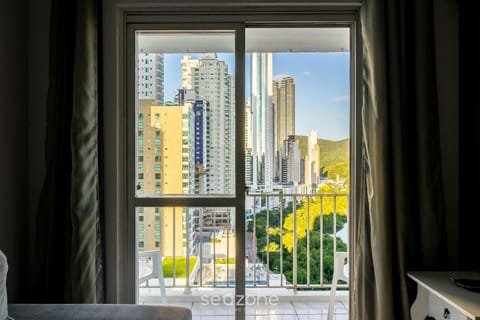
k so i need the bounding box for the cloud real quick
[331,95,350,102]
[303,71,312,76]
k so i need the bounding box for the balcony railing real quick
[138,192,349,295]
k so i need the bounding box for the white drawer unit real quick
[408,272,480,320]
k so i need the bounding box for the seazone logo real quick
[201,294,279,307]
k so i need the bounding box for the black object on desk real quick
[451,278,480,293]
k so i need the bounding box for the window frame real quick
[112,6,362,320]
[126,22,246,309]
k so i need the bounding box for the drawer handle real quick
[443,308,450,319]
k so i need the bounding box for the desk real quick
[408,271,480,320]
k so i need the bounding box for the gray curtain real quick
[35,0,103,303]
[354,0,447,319]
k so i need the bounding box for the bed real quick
[1,250,191,320]
[7,304,192,320]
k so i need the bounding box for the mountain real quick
[296,136,349,179]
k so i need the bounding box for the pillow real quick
[0,250,8,320]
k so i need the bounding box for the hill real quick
[296,135,349,168]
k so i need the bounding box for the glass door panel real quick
[132,29,241,318]
[135,31,236,197]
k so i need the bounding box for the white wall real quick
[0,0,459,302]
[102,0,461,301]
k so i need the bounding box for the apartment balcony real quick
[138,192,349,319]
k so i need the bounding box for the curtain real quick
[35,0,103,303]
[354,0,447,319]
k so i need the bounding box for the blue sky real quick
[164,52,350,141]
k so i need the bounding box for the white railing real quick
[138,193,349,293]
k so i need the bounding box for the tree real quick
[251,182,350,288]
[322,161,349,181]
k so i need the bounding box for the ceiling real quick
[137,28,349,53]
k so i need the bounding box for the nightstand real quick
[408,271,480,320]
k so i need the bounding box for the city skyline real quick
[164,52,350,141]
[135,51,348,266]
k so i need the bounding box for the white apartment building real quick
[137,53,164,104]
[245,101,253,186]
[182,53,235,195]
[304,129,321,190]
[251,52,274,190]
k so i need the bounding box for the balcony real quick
[137,192,349,319]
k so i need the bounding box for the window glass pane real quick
[243,28,351,296]
[244,28,350,192]
[137,206,236,304]
[135,31,235,196]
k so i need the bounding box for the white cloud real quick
[331,95,350,102]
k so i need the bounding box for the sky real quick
[163,52,350,141]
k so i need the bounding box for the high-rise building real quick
[273,76,295,181]
[279,135,301,184]
[172,89,207,181]
[245,101,253,187]
[251,52,274,190]
[304,129,321,190]
[182,53,235,194]
[181,55,199,90]
[192,98,209,195]
[138,53,164,104]
[273,76,295,154]
[136,99,195,256]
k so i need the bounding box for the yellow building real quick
[136,99,194,257]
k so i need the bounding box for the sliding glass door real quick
[126,22,354,320]
[128,26,246,318]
